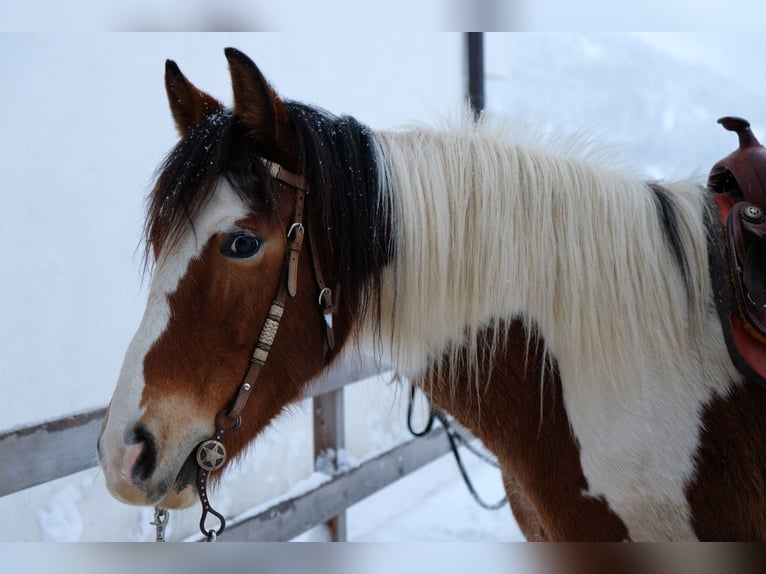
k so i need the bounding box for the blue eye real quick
[222,233,261,258]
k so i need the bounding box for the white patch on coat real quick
[100,182,249,487]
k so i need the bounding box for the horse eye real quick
[222,233,261,259]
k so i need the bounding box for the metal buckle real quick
[215,410,242,434]
[151,507,169,542]
[288,222,304,241]
[318,287,331,307]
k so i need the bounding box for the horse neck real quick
[370,126,718,389]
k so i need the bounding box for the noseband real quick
[190,160,336,541]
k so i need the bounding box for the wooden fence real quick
[0,358,455,541]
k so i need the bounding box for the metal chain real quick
[151,507,169,542]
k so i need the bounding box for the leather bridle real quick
[190,160,336,540]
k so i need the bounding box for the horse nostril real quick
[128,423,158,482]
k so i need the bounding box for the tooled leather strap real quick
[222,164,314,420]
[307,221,337,353]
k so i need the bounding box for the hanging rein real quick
[406,385,507,511]
[154,160,336,542]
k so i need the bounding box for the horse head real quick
[97,48,377,510]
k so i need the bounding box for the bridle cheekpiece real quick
[158,159,337,541]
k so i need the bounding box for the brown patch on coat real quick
[421,322,630,541]
[686,381,766,540]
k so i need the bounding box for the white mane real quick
[367,112,715,393]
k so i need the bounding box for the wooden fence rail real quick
[0,358,457,541]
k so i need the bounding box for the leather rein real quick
[173,160,336,541]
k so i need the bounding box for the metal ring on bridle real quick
[215,410,242,434]
[318,287,331,306]
[287,222,304,240]
[199,502,226,542]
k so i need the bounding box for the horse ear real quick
[225,47,290,148]
[164,60,224,137]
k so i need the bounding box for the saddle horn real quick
[709,116,766,206]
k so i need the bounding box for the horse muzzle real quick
[97,422,200,509]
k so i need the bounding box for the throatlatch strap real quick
[286,202,305,297]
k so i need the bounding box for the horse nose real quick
[125,423,158,482]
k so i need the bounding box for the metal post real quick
[313,389,347,541]
[466,32,485,119]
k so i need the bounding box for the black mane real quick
[145,110,272,260]
[285,102,391,324]
[649,182,692,299]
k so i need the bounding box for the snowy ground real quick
[2,33,766,543]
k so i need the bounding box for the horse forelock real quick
[144,110,273,271]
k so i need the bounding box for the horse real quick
[97,47,766,541]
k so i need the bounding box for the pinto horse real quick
[97,48,766,541]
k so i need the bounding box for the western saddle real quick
[708,117,766,388]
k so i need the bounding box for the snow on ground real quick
[2,33,766,543]
[227,440,521,542]
[344,449,522,542]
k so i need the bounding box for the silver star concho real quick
[196,440,227,471]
